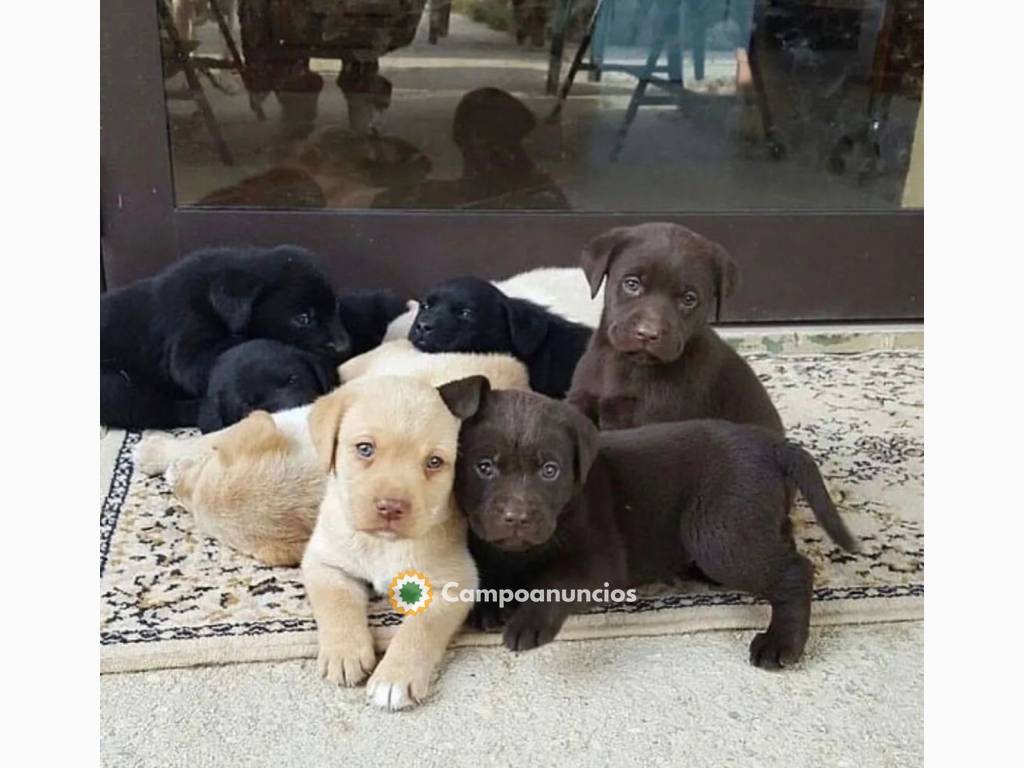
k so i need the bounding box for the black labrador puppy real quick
[567,222,783,433]
[337,288,408,357]
[455,385,858,668]
[101,245,348,429]
[197,339,340,432]
[408,276,591,398]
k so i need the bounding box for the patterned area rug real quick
[100,347,923,673]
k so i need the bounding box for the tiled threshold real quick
[720,323,923,355]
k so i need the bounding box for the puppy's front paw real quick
[748,630,805,670]
[366,653,432,711]
[502,604,567,652]
[317,635,378,687]
[468,601,511,631]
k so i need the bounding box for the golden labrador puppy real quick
[302,375,484,709]
[136,346,529,565]
[154,408,322,566]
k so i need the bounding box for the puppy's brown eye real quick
[355,442,375,459]
[457,308,473,320]
[540,462,560,481]
[425,455,445,471]
[475,459,496,479]
[621,276,642,296]
[680,291,699,309]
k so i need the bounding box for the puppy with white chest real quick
[302,375,486,710]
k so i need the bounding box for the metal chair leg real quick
[610,36,666,160]
[548,0,606,120]
[546,0,574,94]
[746,30,786,159]
[158,0,234,166]
[208,0,265,120]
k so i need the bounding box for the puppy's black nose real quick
[414,320,433,335]
[375,498,410,521]
[633,322,662,343]
[325,339,349,354]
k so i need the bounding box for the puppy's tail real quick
[778,442,859,553]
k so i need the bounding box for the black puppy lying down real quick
[202,290,404,432]
[455,385,858,668]
[408,276,591,398]
[197,339,340,432]
[101,245,349,429]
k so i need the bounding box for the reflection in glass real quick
[159,0,923,211]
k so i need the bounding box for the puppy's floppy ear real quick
[708,242,740,322]
[437,375,490,421]
[308,388,352,474]
[565,407,600,487]
[336,289,409,355]
[303,353,340,394]
[580,227,632,299]
[371,289,410,325]
[209,270,266,335]
[503,298,549,358]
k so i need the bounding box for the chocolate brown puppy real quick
[454,387,628,651]
[455,387,858,668]
[567,222,783,433]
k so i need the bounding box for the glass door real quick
[101,0,923,321]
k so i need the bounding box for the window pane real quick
[159,0,923,211]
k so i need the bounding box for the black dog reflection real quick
[374,87,569,210]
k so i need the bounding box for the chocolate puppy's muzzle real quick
[471,497,555,551]
[609,311,684,363]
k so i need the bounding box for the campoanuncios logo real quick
[388,570,433,616]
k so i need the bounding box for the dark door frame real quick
[100,0,922,323]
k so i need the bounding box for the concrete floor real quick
[101,623,922,767]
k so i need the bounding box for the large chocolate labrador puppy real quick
[455,385,858,668]
[567,222,783,433]
[409,276,591,398]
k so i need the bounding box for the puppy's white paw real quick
[366,679,417,711]
[317,637,377,687]
[135,437,177,476]
[365,654,432,711]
